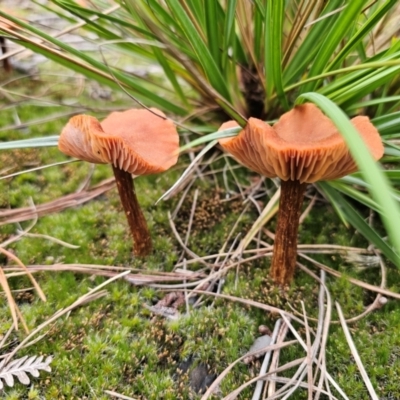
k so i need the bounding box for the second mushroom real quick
[58,108,179,257]
[219,103,384,286]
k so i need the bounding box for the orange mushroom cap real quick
[219,103,384,183]
[58,108,179,175]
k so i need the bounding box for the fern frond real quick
[0,355,53,389]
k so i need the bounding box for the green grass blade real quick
[205,0,221,70]
[253,3,263,62]
[184,0,205,28]
[125,0,185,37]
[52,1,126,40]
[298,92,400,263]
[347,95,400,112]
[379,170,400,181]
[355,41,367,63]
[334,67,400,108]
[152,47,189,107]
[384,146,400,160]
[343,173,400,197]
[164,0,231,100]
[328,0,397,70]
[253,0,265,18]
[222,0,237,70]
[327,181,379,212]
[52,1,156,38]
[301,1,365,93]
[283,0,344,85]
[372,111,400,136]
[109,1,197,59]
[265,0,288,109]
[17,38,185,115]
[179,127,240,153]
[319,182,399,266]
[287,45,400,97]
[0,137,60,150]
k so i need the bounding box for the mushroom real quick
[219,103,384,286]
[58,108,179,257]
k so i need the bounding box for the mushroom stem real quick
[112,165,152,257]
[270,179,307,286]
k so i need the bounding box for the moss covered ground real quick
[1,70,400,400]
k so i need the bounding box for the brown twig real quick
[0,177,115,225]
[3,263,205,285]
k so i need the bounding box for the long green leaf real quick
[286,47,400,96]
[52,1,157,38]
[301,1,365,93]
[164,0,231,100]
[283,0,344,85]
[53,1,127,41]
[373,111,400,136]
[253,2,263,63]
[152,47,189,107]
[328,181,379,212]
[19,37,185,114]
[384,146,400,160]
[126,0,185,38]
[328,0,397,70]
[253,0,265,18]
[222,0,237,70]
[298,93,400,264]
[205,0,221,69]
[184,0,205,29]
[0,137,60,150]
[334,67,400,108]
[319,182,399,266]
[179,126,239,153]
[347,95,400,112]
[265,0,288,109]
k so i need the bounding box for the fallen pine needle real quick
[336,302,379,400]
[0,267,19,331]
[104,390,138,399]
[0,247,46,301]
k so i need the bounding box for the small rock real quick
[243,334,272,364]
